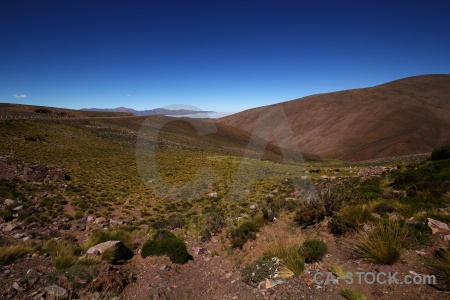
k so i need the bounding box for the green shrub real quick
[230,221,259,249]
[329,216,353,236]
[302,239,328,263]
[403,221,432,249]
[334,205,371,230]
[355,221,408,265]
[431,145,450,161]
[359,178,382,200]
[294,200,326,227]
[372,201,395,216]
[0,205,14,222]
[141,230,191,264]
[241,256,278,287]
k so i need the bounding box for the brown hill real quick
[216,74,450,161]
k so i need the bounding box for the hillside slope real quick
[217,74,450,161]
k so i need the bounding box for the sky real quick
[1,0,450,113]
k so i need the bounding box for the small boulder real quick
[94,217,107,224]
[192,247,210,256]
[110,219,125,226]
[4,199,15,206]
[370,213,381,219]
[427,218,450,235]
[13,233,25,239]
[44,285,68,299]
[86,241,132,261]
[3,223,21,232]
[389,214,399,221]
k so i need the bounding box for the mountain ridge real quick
[216,74,450,161]
[81,107,216,116]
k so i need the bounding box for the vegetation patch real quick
[355,221,408,265]
[302,239,328,263]
[141,230,191,264]
[229,220,260,249]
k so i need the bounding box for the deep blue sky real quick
[1,0,450,113]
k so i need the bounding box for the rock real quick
[427,218,450,235]
[13,205,23,211]
[389,214,399,221]
[258,279,285,289]
[110,219,125,226]
[33,292,45,299]
[300,175,308,180]
[362,223,370,231]
[12,282,22,290]
[26,222,40,229]
[4,199,15,206]
[225,272,233,278]
[320,175,328,179]
[87,215,95,223]
[13,233,25,239]
[209,192,218,198]
[370,213,381,219]
[443,235,450,242]
[192,247,210,256]
[2,223,21,232]
[415,250,427,256]
[94,217,107,224]
[406,217,417,224]
[44,285,68,299]
[249,204,257,210]
[159,265,168,271]
[86,240,131,261]
[28,277,39,286]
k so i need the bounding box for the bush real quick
[403,221,432,249]
[141,230,191,264]
[334,205,371,231]
[425,247,450,289]
[302,239,328,263]
[372,201,395,216]
[264,235,304,277]
[0,244,34,266]
[329,216,352,236]
[359,178,382,200]
[230,221,260,249]
[241,256,278,287]
[431,145,450,161]
[47,240,76,270]
[294,200,326,227]
[355,221,408,265]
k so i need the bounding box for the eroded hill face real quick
[217,74,450,161]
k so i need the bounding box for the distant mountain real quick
[216,74,450,161]
[80,107,216,117]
